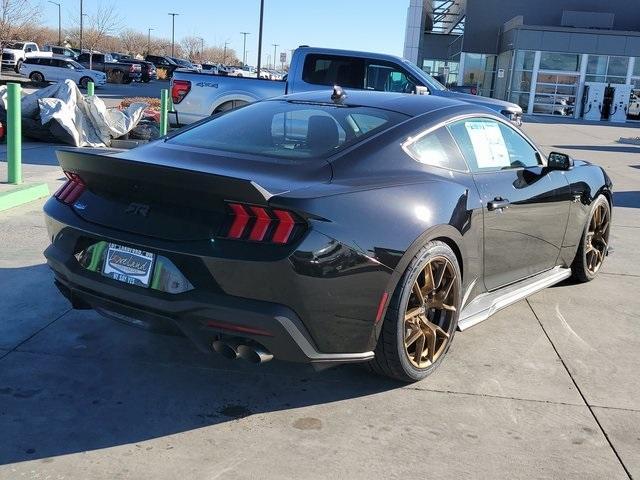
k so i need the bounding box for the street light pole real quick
[196,36,204,62]
[48,1,62,45]
[240,32,250,67]
[147,28,154,56]
[223,41,229,64]
[79,0,83,51]
[272,43,278,70]
[256,0,264,76]
[168,12,179,57]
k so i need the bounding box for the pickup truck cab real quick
[77,52,142,84]
[1,41,48,72]
[170,46,523,125]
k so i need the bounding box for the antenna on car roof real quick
[331,85,347,103]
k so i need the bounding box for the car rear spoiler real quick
[56,148,275,205]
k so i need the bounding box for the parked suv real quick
[19,56,106,88]
[77,52,141,83]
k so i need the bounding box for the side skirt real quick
[458,266,572,331]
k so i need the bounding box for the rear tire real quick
[571,194,610,282]
[367,241,461,382]
[29,71,44,83]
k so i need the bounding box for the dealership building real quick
[404,0,640,122]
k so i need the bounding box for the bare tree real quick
[180,35,202,62]
[0,0,41,42]
[201,45,240,65]
[120,28,146,56]
[0,0,42,77]
[19,24,59,47]
[80,1,122,67]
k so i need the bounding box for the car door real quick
[48,59,67,82]
[36,58,54,80]
[448,117,571,291]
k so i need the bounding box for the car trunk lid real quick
[56,143,331,241]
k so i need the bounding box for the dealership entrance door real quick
[532,72,580,117]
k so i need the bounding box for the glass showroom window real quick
[586,55,630,84]
[422,59,459,86]
[509,50,535,111]
[539,52,581,72]
[478,55,497,97]
[532,52,581,116]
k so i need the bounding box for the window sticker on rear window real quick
[464,121,510,169]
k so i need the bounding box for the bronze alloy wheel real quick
[585,202,610,274]
[403,256,459,369]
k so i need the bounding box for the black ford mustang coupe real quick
[43,89,612,382]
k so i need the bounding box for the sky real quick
[41,0,409,65]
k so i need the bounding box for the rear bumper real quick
[46,241,372,364]
[42,200,382,364]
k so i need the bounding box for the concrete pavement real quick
[0,119,639,479]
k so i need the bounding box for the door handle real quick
[487,197,511,211]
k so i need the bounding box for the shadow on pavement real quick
[613,191,640,208]
[0,264,400,465]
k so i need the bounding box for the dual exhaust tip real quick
[212,339,273,364]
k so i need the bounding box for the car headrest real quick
[307,115,340,155]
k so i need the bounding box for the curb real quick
[0,182,50,212]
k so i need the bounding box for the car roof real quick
[273,89,469,117]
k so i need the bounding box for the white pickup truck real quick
[170,46,523,126]
[1,41,49,72]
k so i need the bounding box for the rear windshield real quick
[168,100,407,160]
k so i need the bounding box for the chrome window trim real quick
[402,112,547,173]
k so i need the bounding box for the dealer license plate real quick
[102,243,155,288]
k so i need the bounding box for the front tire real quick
[368,241,461,382]
[571,194,610,282]
[15,60,23,73]
[79,76,91,89]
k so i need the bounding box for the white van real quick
[19,56,107,88]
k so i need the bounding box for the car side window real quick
[447,118,540,172]
[302,54,365,89]
[404,127,468,171]
[365,61,417,93]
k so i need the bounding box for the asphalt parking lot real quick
[0,117,639,479]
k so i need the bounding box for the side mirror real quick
[547,151,573,171]
[415,85,430,96]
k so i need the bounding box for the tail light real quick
[54,171,86,205]
[222,202,304,244]
[171,79,191,104]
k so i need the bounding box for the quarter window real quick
[404,127,468,171]
[448,118,540,172]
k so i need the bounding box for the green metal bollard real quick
[160,89,169,136]
[87,81,95,96]
[7,83,22,185]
